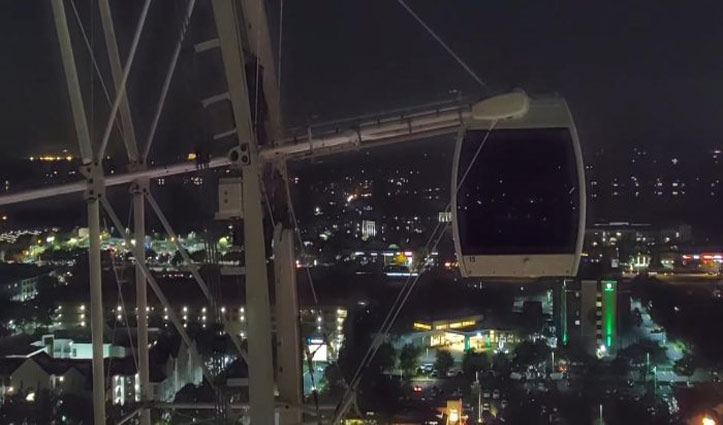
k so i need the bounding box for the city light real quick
[702,417,716,425]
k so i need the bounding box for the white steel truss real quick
[26,1,475,424]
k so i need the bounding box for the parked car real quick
[447,368,463,377]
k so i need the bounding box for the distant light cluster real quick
[28,155,74,162]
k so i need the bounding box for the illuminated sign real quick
[448,320,476,329]
[413,322,432,331]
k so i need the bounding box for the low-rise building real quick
[411,314,521,353]
[0,353,88,403]
[109,335,203,405]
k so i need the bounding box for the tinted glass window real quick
[456,127,579,255]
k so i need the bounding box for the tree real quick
[674,355,696,377]
[399,343,422,378]
[492,352,511,375]
[513,341,550,366]
[435,349,454,376]
[462,351,490,379]
[370,342,396,373]
[610,355,630,376]
[618,340,667,365]
[323,363,345,391]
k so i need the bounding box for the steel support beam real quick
[261,103,470,160]
[273,226,303,425]
[87,195,105,425]
[51,2,104,423]
[211,1,275,423]
[142,0,196,161]
[97,0,152,158]
[131,182,151,425]
[98,0,140,162]
[82,162,107,425]
[0,156,230,207]
[239,0,282,140]
[101,197,218,388]
[51,0,92,163]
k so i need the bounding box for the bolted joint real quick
[228,144,251,170]
[129,178,149,196]
[80,161,106,201]
[127,159,146,173]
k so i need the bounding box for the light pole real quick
[652,365,657,398]
[598,403,603,425]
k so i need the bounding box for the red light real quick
[413,385,423,392]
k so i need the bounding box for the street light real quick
[702,417,716,425]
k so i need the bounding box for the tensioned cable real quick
[277,0,284,94]
[334,120,498,421]
[69,0,127,143]
[395,0,487,90]
[89,0,94,143]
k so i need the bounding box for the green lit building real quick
[555,278,629,357]
[600,280,617,349]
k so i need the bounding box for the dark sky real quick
[2,1,723,160]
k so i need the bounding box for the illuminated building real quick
[1,275,39,302]
[361,220,376,238]
[299,307,347,361]
[553,280,572,346]
[438,211,452,223]
[562,278,629,356]
[601,280,617,348]
[412,315,518,353]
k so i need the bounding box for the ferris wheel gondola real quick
[451,92,586,279]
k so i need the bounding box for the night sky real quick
[2,1,723,159]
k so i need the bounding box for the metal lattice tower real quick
[6,1,479,423]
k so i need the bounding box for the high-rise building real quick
[438,211,452,223]
[580,280,599,355]
[361,220,376,238]
[558,279,626,357]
